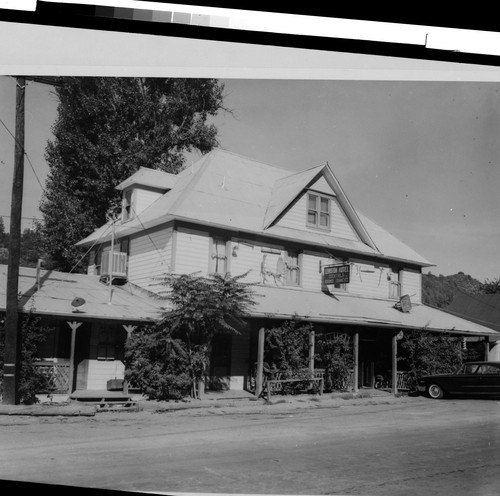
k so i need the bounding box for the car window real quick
[459,364,480,374]
[477,364,500,374]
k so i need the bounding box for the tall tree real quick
[40,77,226,271]
[0,216,6,247]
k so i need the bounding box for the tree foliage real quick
[125,272,256,400]
[263,319,313,395]
[0,312,52,404]
[40,77,226,271]
[398,330,465,390]
[0,218,46,268]
[316,333,353,392]
[482,277,500,294]
[422,271,483,308]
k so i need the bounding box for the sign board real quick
[323,264,350,285]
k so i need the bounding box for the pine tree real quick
[39,77,226,271]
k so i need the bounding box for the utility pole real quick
[3,76,25,405]
[2,76,61,405]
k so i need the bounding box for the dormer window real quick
[307,193,330,230]
[122,190,133,222]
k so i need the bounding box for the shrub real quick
[399,330,464,390]
[316,333,353,392]
[0,312,52,404]
[125,272,256,400]
[264,319,313,394]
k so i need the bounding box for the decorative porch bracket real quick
[67,321,82,395]
[122,325,137,394]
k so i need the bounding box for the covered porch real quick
[0,264,165,400]
[248,285,500,397]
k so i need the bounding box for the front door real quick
[209,334,232,390]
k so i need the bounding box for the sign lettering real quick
[323,264,350,285]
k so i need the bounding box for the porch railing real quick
[33,360,71,394]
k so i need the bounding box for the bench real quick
[262,367,325,401]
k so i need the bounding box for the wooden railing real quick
[33,360,71,394]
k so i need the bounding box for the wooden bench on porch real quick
[262,366,325,402]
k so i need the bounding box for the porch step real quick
[69,390,139,411]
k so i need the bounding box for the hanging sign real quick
[323,264,350,285]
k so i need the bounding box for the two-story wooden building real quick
[77,149,498,391]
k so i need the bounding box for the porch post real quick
[122,325,137,395]
[392,332,398,396]
[308,329,315,375]
[67,321,82,395]
[255,327,265,398]
[353,332,359,393]
[484,336,490,361]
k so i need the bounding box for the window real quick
[210,237,228,275]
[284,250,301,286]
[96,328,125,361]
[388,269,401,299]
[307,193,330,230]
[122,190,133,221]
[389,281,401,299]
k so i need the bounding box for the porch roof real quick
[0,265,166,322]
[249,285,500,337]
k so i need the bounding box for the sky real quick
[1,23,500,283]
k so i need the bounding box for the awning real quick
[249,285,499,337]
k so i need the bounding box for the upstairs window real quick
[210,237,229,275]
[307,193,330,230]
[122,190,133,222]
[284,250,301,286]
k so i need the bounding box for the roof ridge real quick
[212,147,324,174]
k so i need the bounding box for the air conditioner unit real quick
[101,251,128,280]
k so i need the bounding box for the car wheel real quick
[427,383,444,399]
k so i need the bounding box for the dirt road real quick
[0,395,499,495]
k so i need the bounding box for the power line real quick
[0,214,40,221]
[0,117,45,192]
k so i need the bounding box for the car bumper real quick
[416,385,426,392]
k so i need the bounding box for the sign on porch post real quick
[255,327,265,398]
[67,321,82,395]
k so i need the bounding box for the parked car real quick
[417,361,500,399]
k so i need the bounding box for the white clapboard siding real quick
[348,262,398,299]
[133,188,164,216]
[400,269,422,304]
[229,240,262,283]
[175,227,210,274]
[301,251,334,291]
[128,227,173,290]
[77,359,125,390]
[276,193,359,241]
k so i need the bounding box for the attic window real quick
[307,193,330,230]
[122,190,133,221]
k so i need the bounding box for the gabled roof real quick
[263,165,324,229]
[0,265,165,322]
[76,149,432,267]
[116,167,178,191]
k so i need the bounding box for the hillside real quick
[422,272,484,309]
